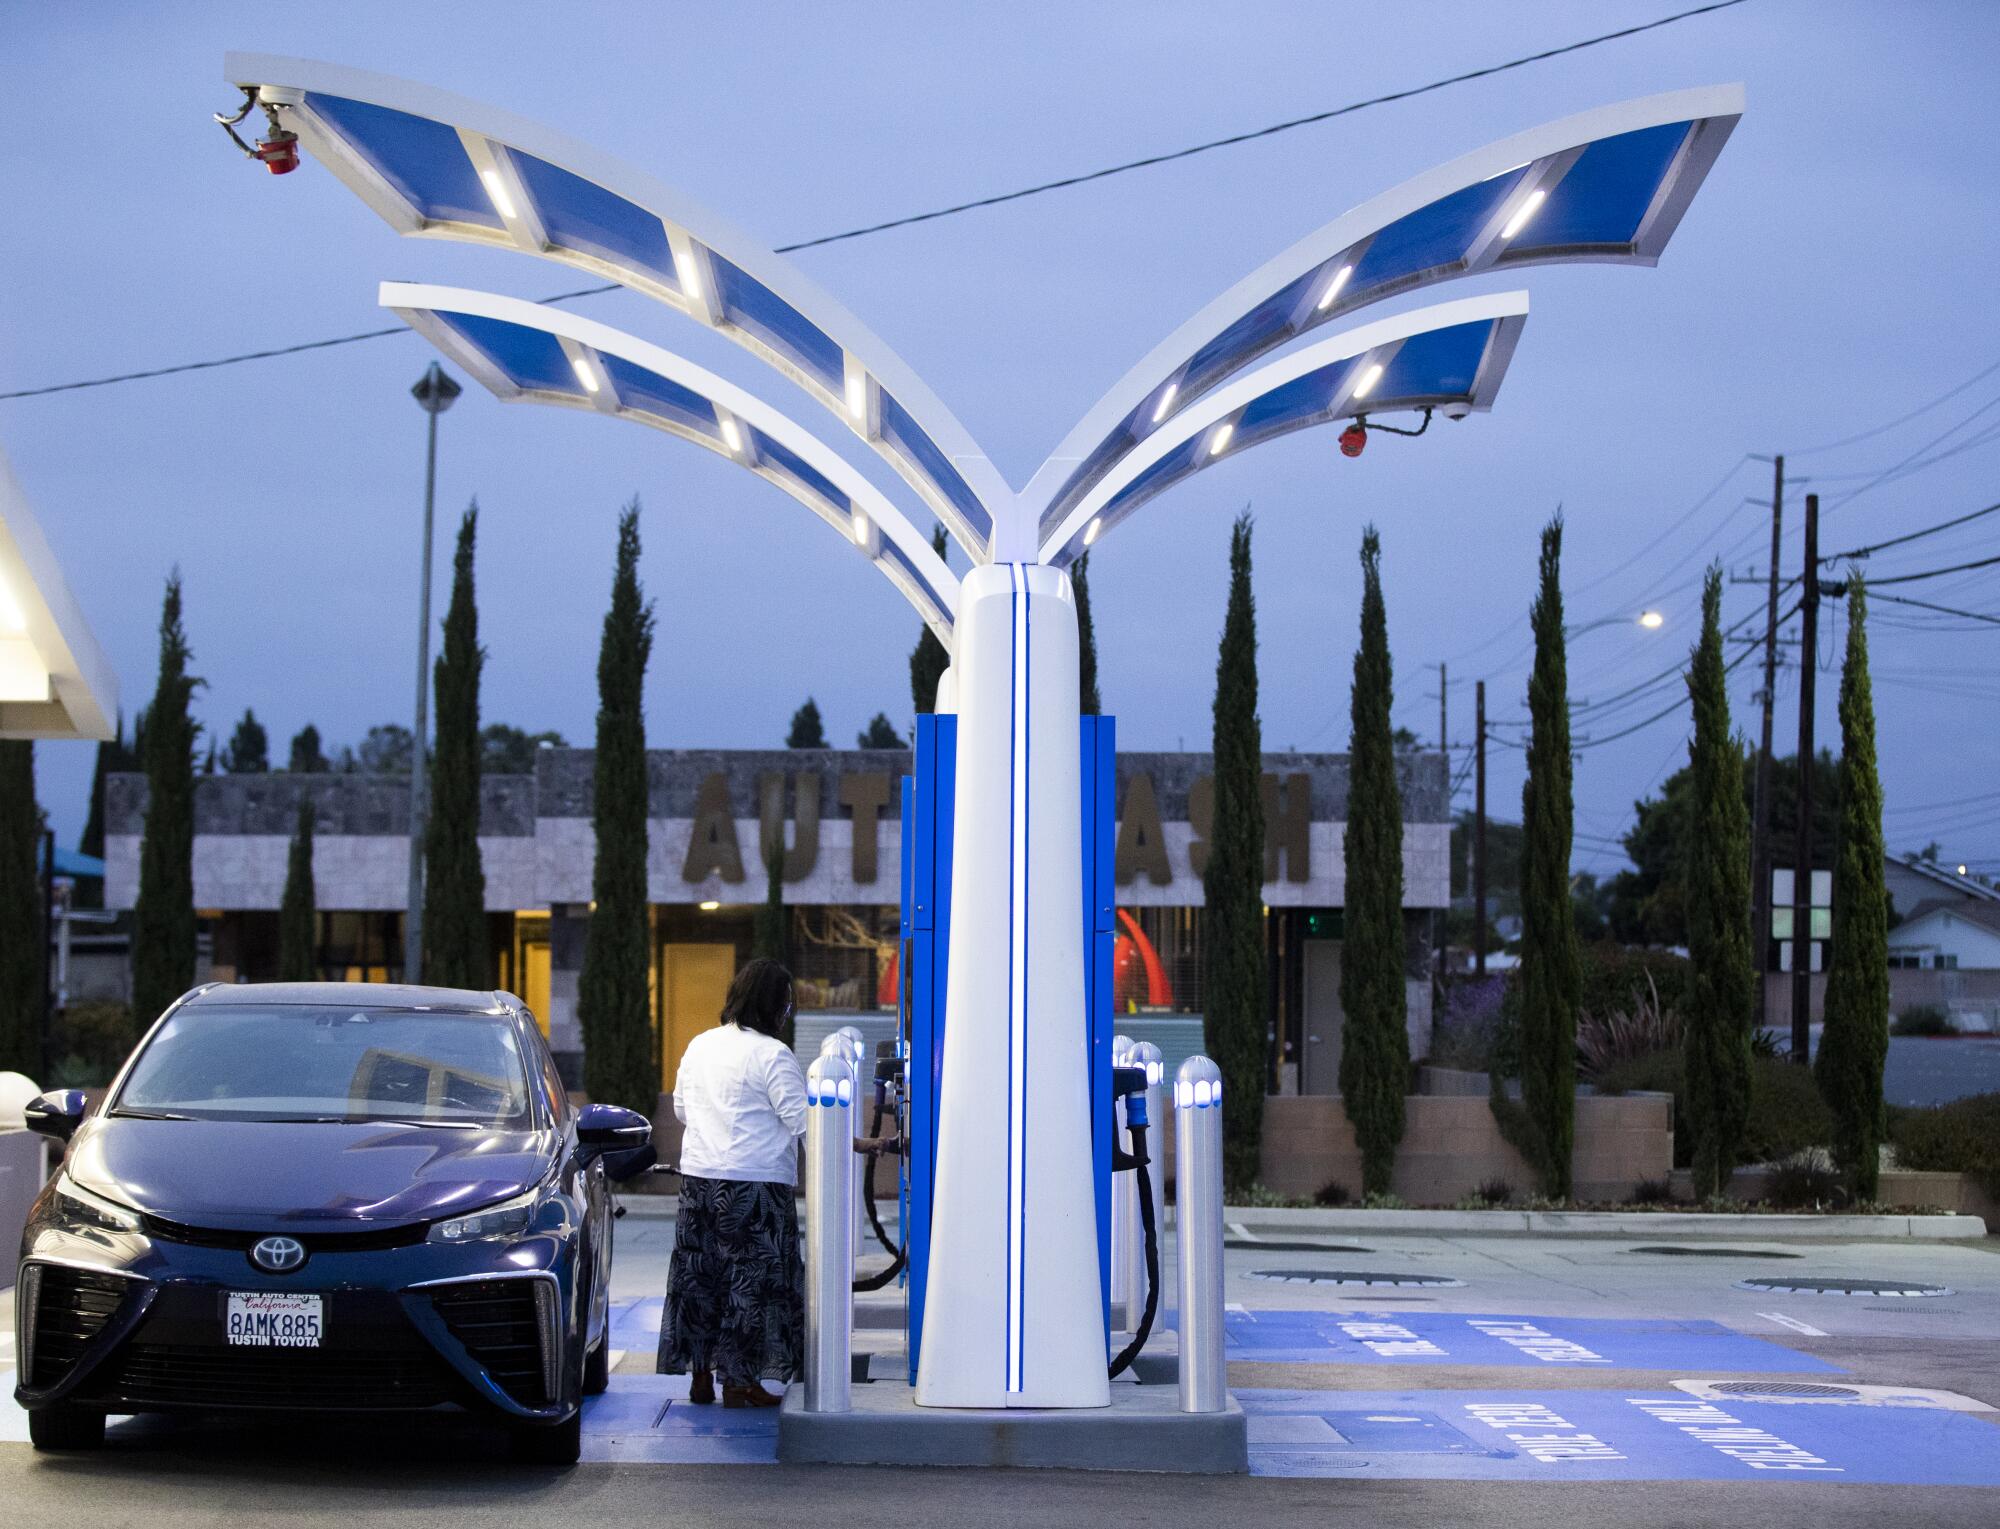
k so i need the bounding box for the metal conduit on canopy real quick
[1033,85,1741,537]
[1039,292,1529,566]
[379,283,959,645]
[227,53,1012,563]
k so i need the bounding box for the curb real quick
[1221,1205,1991,1239]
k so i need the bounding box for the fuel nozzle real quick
[1111,1063,1150,1170]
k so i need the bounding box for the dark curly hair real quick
[721,957,794,1039]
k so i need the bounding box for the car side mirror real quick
[24,1089,90,1142]
[575,1103,650,1162]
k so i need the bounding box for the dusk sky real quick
[6,2,1999,880]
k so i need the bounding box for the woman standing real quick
[657,958,807,1407]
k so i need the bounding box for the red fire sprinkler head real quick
[1338,421,1368,458]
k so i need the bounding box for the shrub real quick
[1576,972,1681,1080]
[1750,1026,1785,1061]
[1430,977,1507,1071]
[1893,1003,1955,1037]
[1472,1177,1513,1207]
[1360,1191,1408,1210]
[1597,1051,1832,1173]
[1578,947,1692,1025]
[1892,1091,2000,1196]
[1314,1179,1351,1208]
[50,1002,137,1085]
[1631,1177,1676,1205]
[1764,1151,1847,1209]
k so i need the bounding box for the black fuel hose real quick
[1107,1120,1160,1378]
[853,1093,908,1293]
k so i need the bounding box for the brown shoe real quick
[688,1368,715,1405]
[722,1383,782,1409]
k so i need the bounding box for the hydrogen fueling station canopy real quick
[223,55,1742,637]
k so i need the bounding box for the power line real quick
[0,1,1750,404]
[1825,497,2000,564]
[1866,590,2000,627]
[1786,355,2000,456]
[1856,552,2000,589]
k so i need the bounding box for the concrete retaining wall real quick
[1259,1091,1673,1204]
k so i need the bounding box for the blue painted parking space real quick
[580,1376,778,1465]
[1242,1387,2000,1483]
[1206,1309,1841,1373]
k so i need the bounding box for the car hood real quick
[66,1116,557,1233]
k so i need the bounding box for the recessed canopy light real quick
[1152,381,1178,424]
[721,418,742,452]
[1352,363,1384,400]
[852,510,872,547]
[1083,517,1102,547]
[674,246,704,303]
[478,168,517,221]
[846,371,867,421]
[0,572,25,634]
[1500,187,1547,241]
[569,354,599,393]
[1209,422,1234,456]
[1315,263,1354,312]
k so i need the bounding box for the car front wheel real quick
[29,1404,106,1452]
[510,1409,582,1466]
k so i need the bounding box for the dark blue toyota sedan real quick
[13,982,649,1463]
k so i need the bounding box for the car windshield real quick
[114,1006,533,1127]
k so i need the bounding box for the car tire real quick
[583,1334,610,1396]
[29,1404,106,1452]
[510,1409,582,1467]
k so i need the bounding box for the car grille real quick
[430,1280,551,1407]
[140,1215,427,1252]
[95,1341,459,1411]
[26,1264,134,1388]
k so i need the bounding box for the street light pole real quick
[405,362,460,983]
[1789,492,1819,1065]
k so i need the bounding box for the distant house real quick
[1887,853,2000,927]
[1887,901,2000,973]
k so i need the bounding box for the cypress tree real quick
[422,506,489,988]
[0,741,40,1073]
[1074,551,1102,715]
[222,708,269,772]
[910,526,952,714]
[579,505,657,1114]
[787,698,828,748]
[278,799,318,981]
[132,574,201,1026]
[1202,513,1266,1189]
[1682,566,1755,1198]
[1517,516,1580,1197]
[1338,527,1406,1196]
[288,724,329,773]
[857,714,906,749]
[1817,581,1888,1199]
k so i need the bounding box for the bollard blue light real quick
[1175,1056,1226,1414]
[805,1053,856,1413]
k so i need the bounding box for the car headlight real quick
[53,1176,144,1234]
[427,1183,546,1244]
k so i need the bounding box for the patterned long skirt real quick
[657,1175,805,1386]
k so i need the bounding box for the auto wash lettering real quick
[1626,1398,1843,1473]
[1464,1319,1611,1365]
[1463,1402,1626,1462]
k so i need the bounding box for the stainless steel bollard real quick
[1174,1055,1226,1414]
[820,1033,865,1256]
[838,1025,869,1241]
[804,1053,855,1412]
[1128,1040,1168,1331]
[1108,1034,1134,1321]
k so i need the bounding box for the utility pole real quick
[1788,492,1819,1065]
[1435,662,1448,993]
[1750,454,1784,1032]
[1474,680,1487,980]
[405,362,460,983]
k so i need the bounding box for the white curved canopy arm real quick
[1030,85,1741,537]
[1040,292,1529,566]
[230,54,1011,564]
[379,282,959,646]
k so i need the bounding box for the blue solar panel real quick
[750,430,850,514]
[505,149,681,289]
[1367,320,1491,402]
[1179,267,1321,398]
[881,539,951,622]
[1527,121,1691,249]
[1349,169,1526,291]
[709,255,845,391]
[1237,367,1341,439]
[438,312,584,396]
[879,391,993,542]
[306,94,501,229]
[598,354,717,435]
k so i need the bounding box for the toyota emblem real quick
[250,1235,307,1273]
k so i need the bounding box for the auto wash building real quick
[103,745,1447,1097]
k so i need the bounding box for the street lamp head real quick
[411,363,461,415]
[1638,610,1665,629]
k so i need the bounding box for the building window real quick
[789,905,897,1011]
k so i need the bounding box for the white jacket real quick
[672,1023,809,1185]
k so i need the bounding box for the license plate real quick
[226,1292,324,1348]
